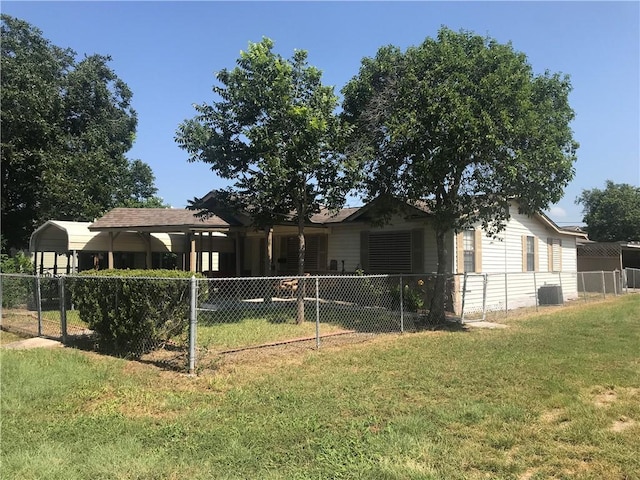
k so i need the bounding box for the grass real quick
[1,295,639,479]
[197,303,402,351]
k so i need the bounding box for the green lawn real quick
[1,295,638,479]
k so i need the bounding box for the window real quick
[526,236,535,271]
[279,235,327,272]
[522,235,539,272]
[456,229,482,273]
[463,230,476,273]
[360,230,423,273]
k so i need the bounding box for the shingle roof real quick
[89,208,230,231]
[310,207,362,224]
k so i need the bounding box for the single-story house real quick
[79,196,587,315]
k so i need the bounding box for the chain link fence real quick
[2,268,638,372]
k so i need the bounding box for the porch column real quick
[108,232,115,269]
[145,233,153,269]
[71,250,77,274]
[265,227,273,276]
[189,233,197,272]
[208,232,213,273]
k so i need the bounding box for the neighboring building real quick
[577,240,640,290]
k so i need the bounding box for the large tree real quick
[1,15,163,251]
[577,181,640,242]
[342,27,578,324]
[176,38,356,322]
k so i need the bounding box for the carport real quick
[87,208,239,274]
[29,220,185,275]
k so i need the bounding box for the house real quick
[251,198,586,314]
[38,198,586,315]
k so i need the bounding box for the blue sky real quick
[3,1,639,226]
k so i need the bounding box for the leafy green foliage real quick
[577,181,640,242]
[177,38,359,323]
[342,27,578,323]
[1,15,163,251]
[70,270,200,357]
[176,38,357,268]
[0,251,34,307]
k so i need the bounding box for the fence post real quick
[460,273,468,322]
[581,272,587,302]
[399,274,404,333]
[533,271,538,312]
[613,271,618,296]
[601,271,606,299]
[558,271,564,305]
[36,274,43,337]
[59,276,67,344]
[482,274,488,321]
[504,272,509,316]
[188,276,197,375]
[315,277,320,349]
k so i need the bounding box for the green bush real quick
[70,270,202,357]
[1,251,34,308]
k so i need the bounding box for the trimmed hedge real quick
[70,269,202,357]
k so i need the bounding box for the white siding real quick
[455,208,581,314]
[327,217,444,274]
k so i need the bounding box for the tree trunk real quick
[264,227,273,303]
[296,211,306,324]
[427,228,448,325]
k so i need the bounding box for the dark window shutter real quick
[317,234,328,272]
[412,229,423,273]
[360,231,369,272]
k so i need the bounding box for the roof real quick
[309,206,362,224]
[29,220,188,253]
[88,208,231,232]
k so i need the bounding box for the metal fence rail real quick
[2,268,638,373]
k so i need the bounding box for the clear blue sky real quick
[3,1,639,225]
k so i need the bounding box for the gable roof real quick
[89,208,231,233]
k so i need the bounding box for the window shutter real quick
[317,235,328,272]
[412,229,424,273]
[556,240,562,271]
[474,229,482,273]
[547,238,553,272]
[360,231,369,272]
[522,235,527,272]
[456,232,464,273]
[548,238,562,272]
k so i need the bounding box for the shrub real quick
[0,251,34,308]
[70,270,202,357]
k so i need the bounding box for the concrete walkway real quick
[465,321,508,329]
[2,337,63,350]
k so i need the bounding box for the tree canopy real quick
[177,38,358,322]
[342,27,578,323]
[1,15,164,251]
[577,181,640,242]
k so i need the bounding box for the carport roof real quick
[89,208,231,232]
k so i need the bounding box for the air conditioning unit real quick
[538,285,564,305]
